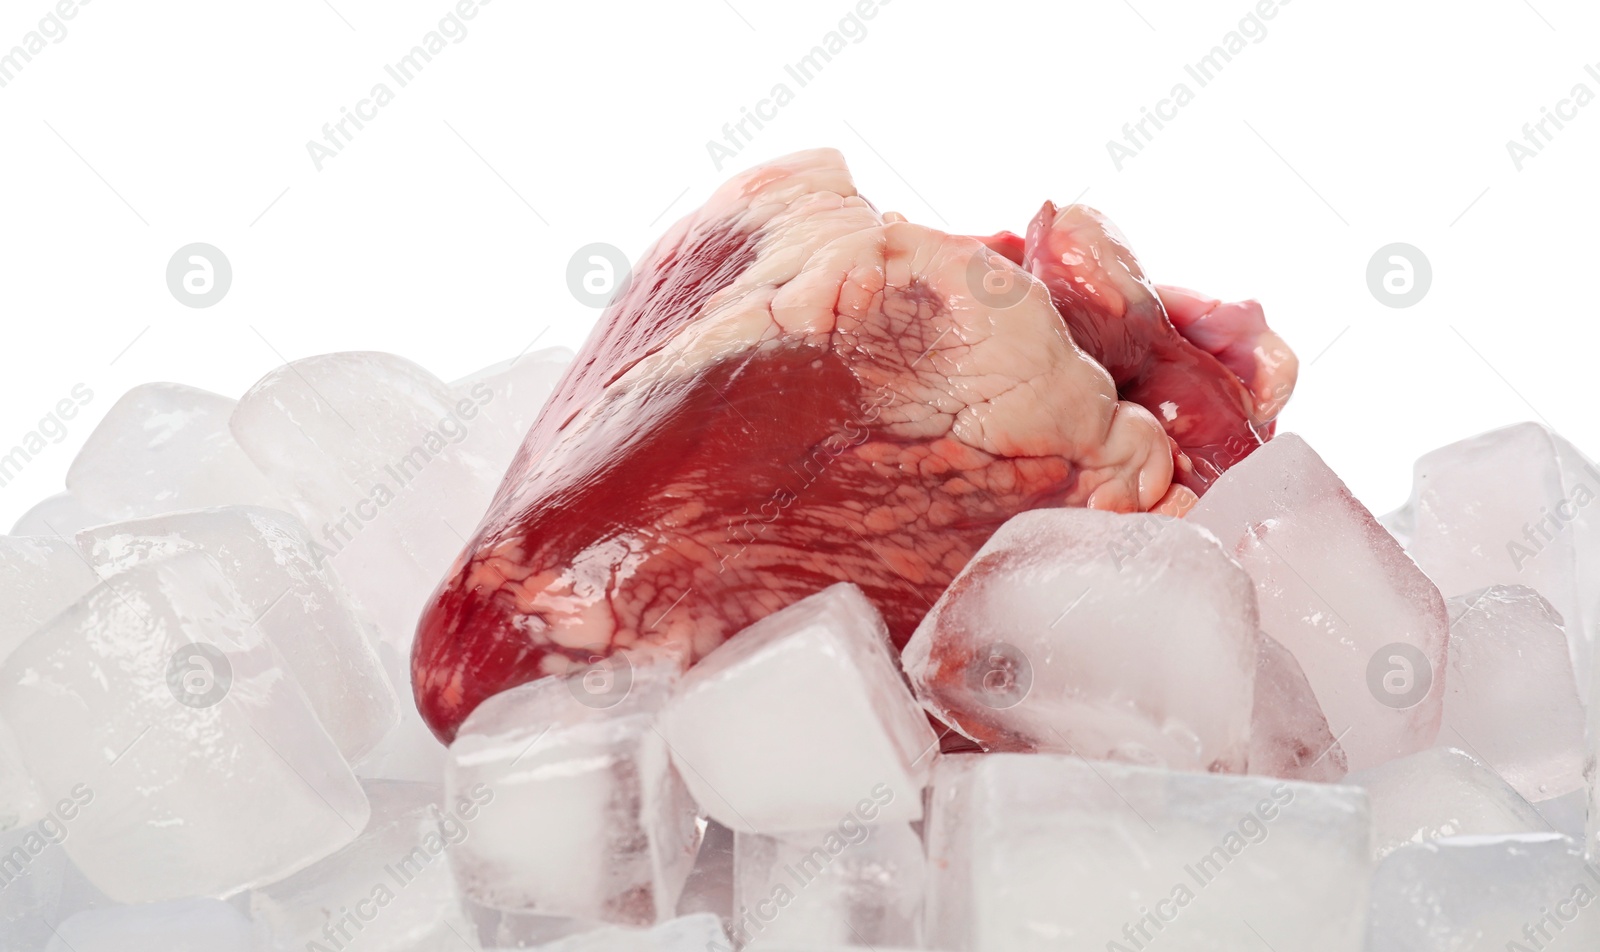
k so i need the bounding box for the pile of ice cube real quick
[1,345,1598,952]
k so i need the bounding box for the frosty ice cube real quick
[445,659,698,925]
[0,553,367,902]
[0,816,68,947]
[230,352,506,655]
[1347,747,1547,859]
[1441,586,1586,801]
[65,383,280,521]
[733,821,923,949]
[1366,833,1600,952]
[1188,433,1449,771]
[251,781,471,952]
[1390,423,1600,700]
[903,508,1259,772]
[10,492,106,539]
[925,753,1372,952]
[528,912,733,951]
[0,825,115,952]
[43,898,252,952]
[1251,632,1348,782]
[0,535,100,665]
[76,505,398,762]
[76,506,398,762]
[451,346,572,469]
[676,819,734,921]
[661,583,937,834]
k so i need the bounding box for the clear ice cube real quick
[925,753,1372,952]
[1533,788,1589,841]
[77,506,398,762]
[662,583,937,834]
[1389,423,1600,700]
[733,821,923,949]
[10,492,107,539]
[0,830,116,952]
[451,346,572,470]
[1366,833,1600,952]
[65,383,280,521]
[1188,433,1449,771]
[676,819,734,921]
[445,659,699,925]
[0,817,68,947]
[251,780,470,951]
[0,552,368,902]
[1347,747,1548,859]
[1441,585,1586,801]
[526,912,733,951]
[230,352,507,657]
[902,508,1259,772]
[0,718,39,830]
[42,898,253,952]
[0,536,101,665]
[1250,632,1348,782]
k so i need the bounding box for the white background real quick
[1,0,1596,529]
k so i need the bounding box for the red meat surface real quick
[413,149,1296,741]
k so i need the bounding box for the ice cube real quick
[0,535,101,664]
[465,904,603,948]
[0,717,40,830]
[1533,788,1589,840]
[0,817,68,948]
[65,383,280,521]
[77,506,399,762]
[349,671,450,785]
[0,552,368,902]
[230,352,507,655]
[1188,433,1449,771]
[1366,833,1600,952]
[445,659,699,925]
[10,492,107,538]
[922,754,980,950]
[1377,505,1413,549]
[525,912,732,951]
[732,821,923,949]
[661,583,937,834]
[451,346,573,470]
[1,835,123,952]
[1347,747,1547,859]
[676,819,734,921]
[1441,586,1586,801]
[1390,423,1600,700]
[925,752,1372,952]
[1251,632,1348,782]
[1586,665,1600,860]
[43,898,252,952]
[251,780,471,952]
[902,509,1259,772]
